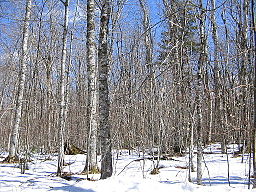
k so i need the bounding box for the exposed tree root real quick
[150,168,160,175]
[81,167,101,175]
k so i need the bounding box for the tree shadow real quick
[50,185,95,192]
[159,180,181,184]
[0,179,29,183]
[0,164,18,168]
[202,176,247,185]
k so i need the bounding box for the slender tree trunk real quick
[196,0,207,184]
[210,0,219,146]
[251,0,256,188]
[57,0,69,176]
[138,0,156,166]
[84,0,99,173]
[5,0,32,162]
[208,93,214,143]
[46,60,53,152]
[189,108,196,182]
[196,97,203,185]
[98,0,113,179]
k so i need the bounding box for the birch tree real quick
[98,0,113,179]
[57,0,69,176]
[209,0,219,145]
[196,0,207,184]
[4,0,32,162]
[84,0,99,174]
[138,0,155,151]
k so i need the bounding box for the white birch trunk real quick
[209,0,219,144]
[84,0,99,173]
[57,0,69,176]
[196,0,207,184]
[7,0,32,161]
[139,0,155,155]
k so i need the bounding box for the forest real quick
[0,0,255,191]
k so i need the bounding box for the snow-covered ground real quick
[0,143,255,192]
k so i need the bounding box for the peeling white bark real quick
[57,0,69,176]
[85,0,99,172]
[8,0,32,159]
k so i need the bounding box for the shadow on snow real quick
[202,176,247,185]
[50,185,95,192]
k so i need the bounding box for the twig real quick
[117,158,145,176]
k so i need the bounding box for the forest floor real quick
[0,143,255,192]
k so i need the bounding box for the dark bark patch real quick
[1,155,20,163]
[64,143,86,155]
[150,168,160,175]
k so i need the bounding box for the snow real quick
[0,143,255,192]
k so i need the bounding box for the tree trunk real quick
[196,0,207,184]
[210,0,219,145]
[138,0,156,166]
[6,0,32,161]
[84,0,99,173]
[189,108,196,182]
[251,0,256,188]
[98,0,113,179]
[57,0,69,177]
